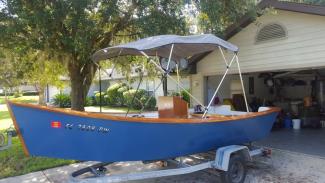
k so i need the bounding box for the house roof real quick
[188,0,325,68]
[226,0,325,40]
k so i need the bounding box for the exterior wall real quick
[108,76,190,99]
[18,85,37,92]
[190,72,204,106]
[194,10,325,105]
[205,73,272,105]
[88,80,110,96]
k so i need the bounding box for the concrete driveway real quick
[1,149,325,183]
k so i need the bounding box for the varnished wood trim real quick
[6,101,30,156]
[7,101,280,124]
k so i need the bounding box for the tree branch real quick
[115,32,141,37]
[96,2,139,48]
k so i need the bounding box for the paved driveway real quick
[1,149,325,183]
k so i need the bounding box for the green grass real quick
[0,136,75,179]
[0,111,10,120]
[0,95,75,178]
[102,106,141,112]
[0,96,39,105]
[0,111,12,130]
[85,105,142,113]
[0,96,11,104]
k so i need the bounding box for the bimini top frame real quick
[92,34,249,117]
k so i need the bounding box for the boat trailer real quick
[69,145,271,183]
[0,129,16,151]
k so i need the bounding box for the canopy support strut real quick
[235,54,249,112]
[167,44,174,70]
[140,51,205,107]
[202,54,236,118]
[219,46,228,66]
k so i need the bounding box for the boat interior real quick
[112,96,271,119]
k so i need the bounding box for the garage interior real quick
[205,68,325,157]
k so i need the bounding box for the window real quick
[256,23,287,44]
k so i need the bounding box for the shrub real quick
[85,97,94,106]
[123,89,145,109]
[170,90,190,105]
[52,93,71,108]
[23,91,39,96]
[13,92,23,98]
[181,90,190,105]
[140,95,156,110]
[106,83,128,106]
[94,92,106,106]
[123,89,156,110]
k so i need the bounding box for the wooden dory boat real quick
[7,101,279,162]
[7,34,280,162]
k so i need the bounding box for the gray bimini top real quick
[92,34,239,62]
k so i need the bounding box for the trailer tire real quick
[220,154,247,183]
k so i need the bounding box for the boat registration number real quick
[65,123,110,133]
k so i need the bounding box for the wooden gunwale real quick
[6,101,30,156]
[7,101,280,124]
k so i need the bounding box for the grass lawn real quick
[0,95,146,178]
[0,96,39,105]
[0,111,10,120]
[0,111,12,130]
[85,105,141,113]
[0,95,75,179]
[0,136,75,179]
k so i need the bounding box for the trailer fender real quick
[213,145,251,171]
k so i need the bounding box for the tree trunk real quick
[38,85,46,106]
[68,60,97,111]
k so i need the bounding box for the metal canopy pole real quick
[176,63,180,95]
[167,44,174,70]
[218,46,228,66]
[202,54,236,118]
[140,51,205,107]
[235,54,249,112]
[98,66,102,113]
[93,61,113,113]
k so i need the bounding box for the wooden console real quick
[158,96,188,118]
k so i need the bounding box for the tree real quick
[0,48,65,104]
[22,51,66,105]
[0,0,187,111]
[195,0,257,36]
[0,49,25,95]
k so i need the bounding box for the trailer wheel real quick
[0,133,5,146]
[220,154,247,183]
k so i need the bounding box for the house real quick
[0,84,38,95]
[189,0,325,156]
[89,67,190,99]
[190,0,325,105]
[46,67,190,103]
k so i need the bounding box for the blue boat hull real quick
[7,102,279,162]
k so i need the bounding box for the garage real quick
[204,69,325,156]
[190,1,325,157]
